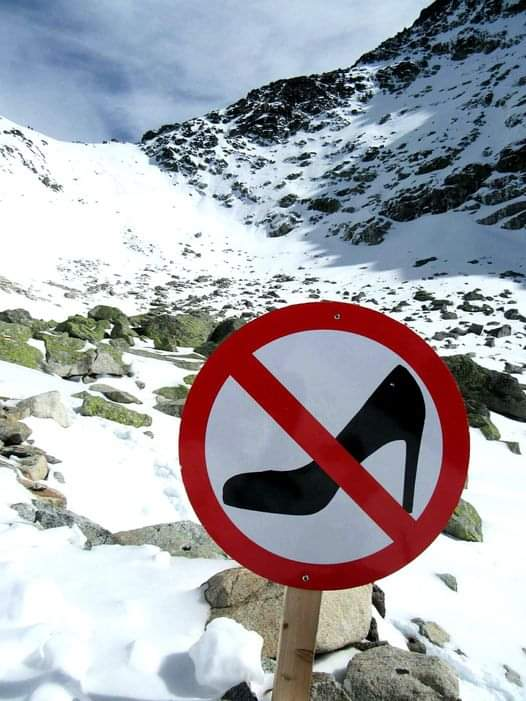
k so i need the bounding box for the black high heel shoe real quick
[222,364,425,515]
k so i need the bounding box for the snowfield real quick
[1,0,526,697]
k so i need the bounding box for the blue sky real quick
[0,0,430,143]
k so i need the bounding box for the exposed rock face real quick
[139,1,526,245]
[343,645,459,700]
[112,521,226,558]
[135,313,215,350]
[204,567,371,657]
[444,354,526,422]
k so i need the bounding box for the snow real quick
[0,2,525,698]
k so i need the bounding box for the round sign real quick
[179,302,469,590]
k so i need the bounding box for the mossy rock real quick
[110,318,136,346]
[154,385,189,401]
[194,340,218,357]
[154,399,185,417]
[139,313,215,350]
[466,399,500,440]
[443,354,526,422]
[31,319,58,337]
[55,315,109,343]
[183,374,196,385]
[443,499,483,542]
[0,337,43,369]
[208,317,245,344]
[44,334,95,377]
[109,338,131,352]
[88,305,128,323]
[0,321,32,342]
[79,395,152,427]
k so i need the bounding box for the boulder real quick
[0,419,32,445]
[443,499,483,542]
[343,645,459,700]
[443,354,526,422]
[204,567,371,657]
[208,318,246,344]
[88,305,128,323]
[44,334,95,377]
[465,399,500,440]
[137,313,214,350]
[79,396,152,428]
[89,343,130,376]
[309,673,352,701]
[110,318,136,346]
[17,476,67,508]
[112,521,226,558]
[0,308,33,325]
[55,315,109,343]
[154,385,189,401]
[11,501,114,546]
[17,391,74,428]
[154,399,185,417]
[16,454,49,481]
[413,619,450,647]
[0,336,44,370]
[89,384,142,404]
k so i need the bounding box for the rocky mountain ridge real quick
[141,0,526,243]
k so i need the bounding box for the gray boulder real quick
[343,645,459,700]
[112,520,226,558]
[309,673,352,701]
[0,419,32,445]
[17,391,74,428]
[11,502,114,546]
[204,567,371,658]
[90,343,130,376]
[89,384,142,404]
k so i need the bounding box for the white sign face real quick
[205,330,443,565]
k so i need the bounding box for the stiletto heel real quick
[222,364,425,515]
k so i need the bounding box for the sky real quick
[0,0,431,144]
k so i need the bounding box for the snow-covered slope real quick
[0,1,526,700]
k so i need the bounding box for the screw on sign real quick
[180,302,469,701]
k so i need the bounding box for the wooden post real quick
[272,587,322,701]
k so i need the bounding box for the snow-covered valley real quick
[0,0,526,699]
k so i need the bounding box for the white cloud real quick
[0,0,430,142]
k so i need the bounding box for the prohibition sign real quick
[180,302,469,590]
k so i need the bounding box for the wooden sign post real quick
[273,588,322,701]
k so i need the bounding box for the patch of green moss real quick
[55,315,109,343]
[0,321,32,342]
[183,374,196,385]
[140,313,214,350]
[79,395,152,427]
[443,499,483,542]
[0,337,43,369]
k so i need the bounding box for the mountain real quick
[0,2,525,700]
[141,0,526,243]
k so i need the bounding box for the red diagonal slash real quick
[231,353,416,543]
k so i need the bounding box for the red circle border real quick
[179,302,470,590]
